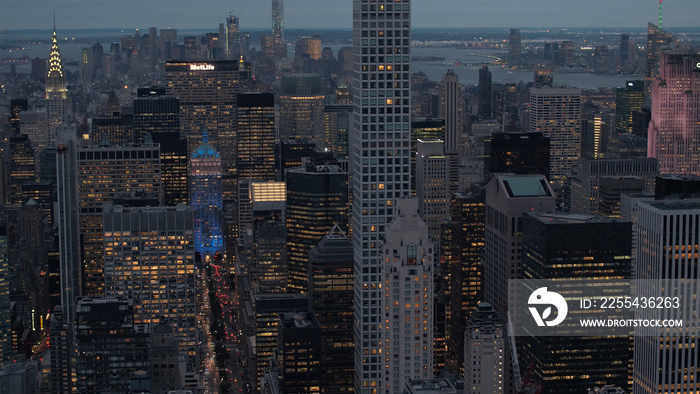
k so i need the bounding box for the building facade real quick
[351,0,412,391]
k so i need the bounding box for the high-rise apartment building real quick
[351,0,412,390]
[633,200,700,393]
[644,23,677,104]
[286,164,348,293]
[308,226,354,393]
[278,74,326,148]
[529,88,582,189]
[464,303,503,394]
[165,60,244,201]
[381,199,434,392]
[46,25,68,145]
[77,143,162,296]
[648,51,700,175]
[190,134,224,257]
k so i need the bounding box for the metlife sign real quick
[190,64,216,71]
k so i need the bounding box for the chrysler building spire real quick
[46,14,68,146]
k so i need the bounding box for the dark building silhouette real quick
[9,98,28,135]
[133,86,180,143]
[615,80,644,135]
[150,132,188,205]
[286,164,348,294]
[509,29,521,67]
[478,66,492,120]
[278,312,322,393]
[521,212,632,393]
[308,226,354,393]
[655,174,700,200]
[75,297,150,393]
[484,132,550,183]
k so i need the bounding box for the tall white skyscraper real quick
[633,200,700,394]
[381,199,434,393]
[351,0,412,392]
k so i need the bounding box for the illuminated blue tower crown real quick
[190,130,224,256]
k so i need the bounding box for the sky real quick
[3,0,700,31]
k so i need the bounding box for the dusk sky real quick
[4,0,700,31]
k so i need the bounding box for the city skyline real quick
[4,0,700,31]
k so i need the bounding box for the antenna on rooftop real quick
[659,0,663,28]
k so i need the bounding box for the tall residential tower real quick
[351,0,412,391]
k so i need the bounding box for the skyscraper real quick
[225,14,241,60]
[644,23,677,105]
[308,226,354,393]
[165,60,244,202]
[286,164,348,293]
[237,92,276,183]
[133,86,180,141]
[633,200,700,393]
[416,140,448,241]
[529,87,582,189]
[443,190,484,371]
[484,132,550,183]
[509,29,521,67]
[46,23,68,145]
[483,174,556,320]
[521,212,632,393]
[77,143,162,296]
[351,0,412,389]
[272,0,286,58]
[8,134,36,205]
[464,303,503,394]
[615,80,644,135]
[56,128,80,325]
[439,70,462,191]
[190,132,224,257]
[648,51,700,175]
[278,312,323,393]
[381,199,434,392]
[278,74,326,148]
[103,202,197,368]
[478,66,492,120]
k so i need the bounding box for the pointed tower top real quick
[202,128,209,144]
[325,224,348,240]
[48,12,64,79]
